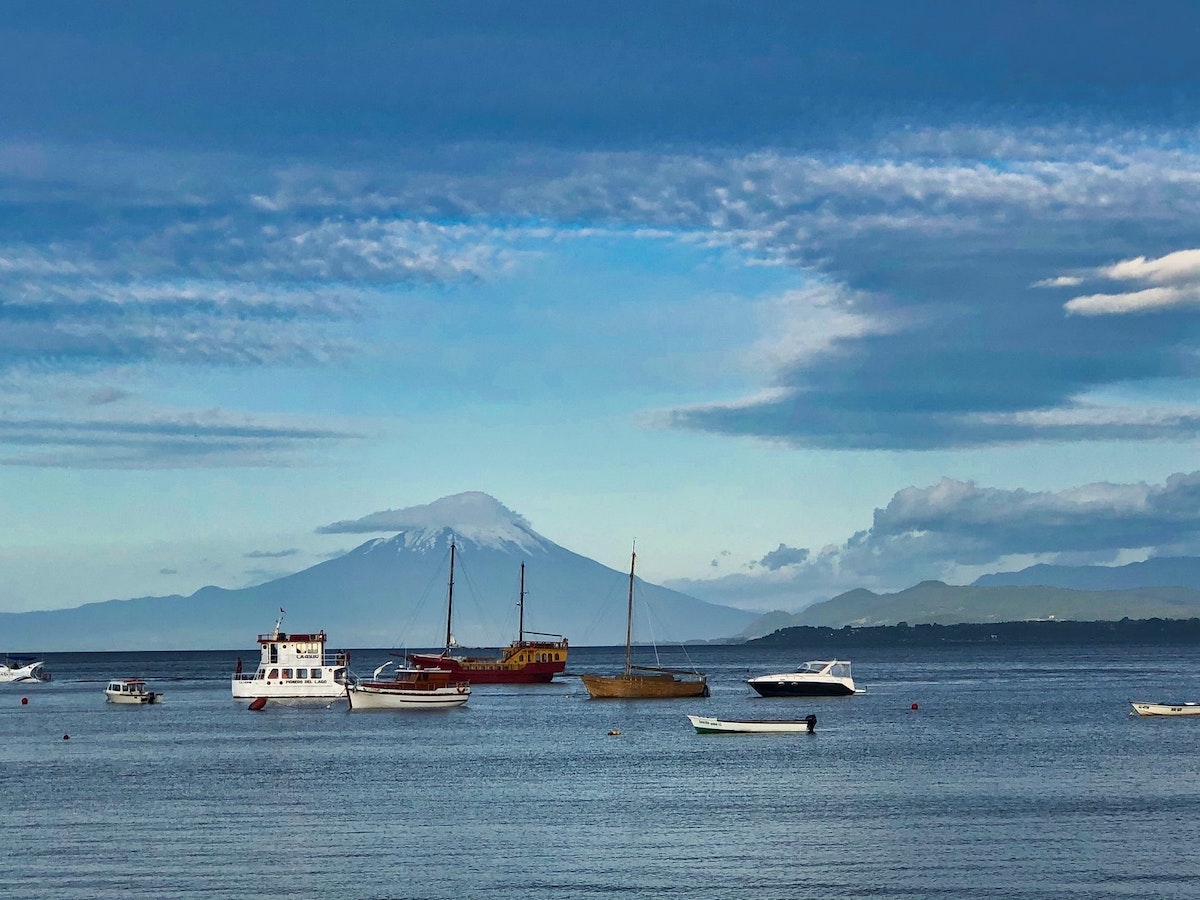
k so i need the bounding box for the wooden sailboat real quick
[580,546,709,699]
[406,543,569,684]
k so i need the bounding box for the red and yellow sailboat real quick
[406,543,568,684]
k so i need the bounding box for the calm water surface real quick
[3,644,1200,899]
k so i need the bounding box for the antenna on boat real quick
[273,608,285,636]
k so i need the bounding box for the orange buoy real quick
[248,697,268,711]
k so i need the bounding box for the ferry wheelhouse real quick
[231,614,350,704]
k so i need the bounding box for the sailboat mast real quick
[444,539,456,653]
[625,547,636,674]
[518,562,526,643]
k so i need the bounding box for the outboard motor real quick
[805,714,817,734]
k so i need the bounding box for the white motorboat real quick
[345,661,470,710]
[0,654,50,684]
[1130,701,1200,717]
[746,659,859,697]
[105,678,163,704]
[687,714,817,734]
[231,612,350,704]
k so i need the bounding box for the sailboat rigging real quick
[406,539,569,684]
[580,545,709,699]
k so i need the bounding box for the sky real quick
[4,3,1200,616]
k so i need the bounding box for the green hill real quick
[742,581,1200,634]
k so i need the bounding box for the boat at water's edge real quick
[105,678,163,704]
[406,555,568,684]
[346,662,470,710]
[746,660,859,697]
[687,714,817,734]
[231,612,350,704]
[580,546,708,700]
[1,654,51,684]
[1129,700,1200,717]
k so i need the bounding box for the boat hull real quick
[687,714,816,734]
[346,683,470,710]
[747,680,856,697]
[106,692,162,705]
[1130,701,1200,717]
[406,651,565,684]
[581,672,708,699]
[0,661,48,684]
[231,679,347,703]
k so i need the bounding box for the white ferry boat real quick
[231,613,350,704]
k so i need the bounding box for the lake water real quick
[3,643,1200,899]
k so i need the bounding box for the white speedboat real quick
[747,660,859,697]
[345,661,470,710]
[1130,701,1200,717]
[688,714,817,734]
[105,678,163,704]
[231,613,350,704]
[0,654,50,684]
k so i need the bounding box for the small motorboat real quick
[105,678,164,704]
[747,659,859,697]
[345,662,470,710]
[1130,701,1200,717]
[1,654,51,684]
[687,714,817,734]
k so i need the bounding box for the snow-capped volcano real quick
[321,491,547,555]
[1,491,758,650]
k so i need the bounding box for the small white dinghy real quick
[687,714,817,734]
[1130,701,1200,717]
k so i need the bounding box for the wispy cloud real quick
[1058,248,1200,315]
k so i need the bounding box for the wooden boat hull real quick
[346,683,470,710]
[687,714,816,734]
[1130,701,1200,717]
[580,671,708,699]
[406,646,567,684]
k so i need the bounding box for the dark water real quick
[4,643,1200,899]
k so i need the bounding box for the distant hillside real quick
[974,556,1200,591]
[741,580,1200,631]
[0,492,756,651]
[749,617,1200,648]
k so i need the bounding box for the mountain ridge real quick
[1,495,758,651]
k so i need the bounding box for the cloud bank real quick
[671,471,1200,611]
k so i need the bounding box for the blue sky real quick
[4,3,1200,615]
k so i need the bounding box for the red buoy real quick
[62,734,69,740]
[248,697,268,711]
[911,702,919,710]
[21,697,28,705]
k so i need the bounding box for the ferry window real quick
[270,645,279,664]
[268,668,279,679]
[311,668,322,679]
[255,668,265,679]
[281,669,293,680]
[296,668,308,679]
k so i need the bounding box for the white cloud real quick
[1059,248,1200,315]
